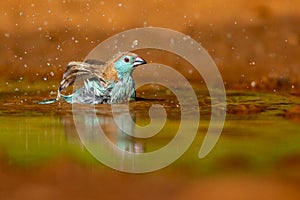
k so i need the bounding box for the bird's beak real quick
[133,56,147,67]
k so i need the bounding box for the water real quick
[0,88,299,170]
[1,87,300,198]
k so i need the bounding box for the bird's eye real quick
[124,57,130,63]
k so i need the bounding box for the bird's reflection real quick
[61,105,145,153]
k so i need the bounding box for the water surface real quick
[0,89,300,173]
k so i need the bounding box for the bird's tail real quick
[38,98,58,104]
[38,91,73,104]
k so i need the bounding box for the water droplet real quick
[50,71,55,76]
[170,38,174,45]
[131,40,139,48]
[4,33,10,38]
[249,61,255,66]
[118,2,123,7]
[250,81,256,88]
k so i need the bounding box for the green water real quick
[0,89,300,175]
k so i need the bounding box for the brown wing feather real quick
[58,52,134,95]
[58,60,119,93]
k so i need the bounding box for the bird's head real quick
[113,52,147,78]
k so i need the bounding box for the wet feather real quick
[39,52,146,105]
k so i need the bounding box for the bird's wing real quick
[58,61,108,92]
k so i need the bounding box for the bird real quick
[39,52,147,104]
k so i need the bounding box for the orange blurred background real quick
[1,0,300,91]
